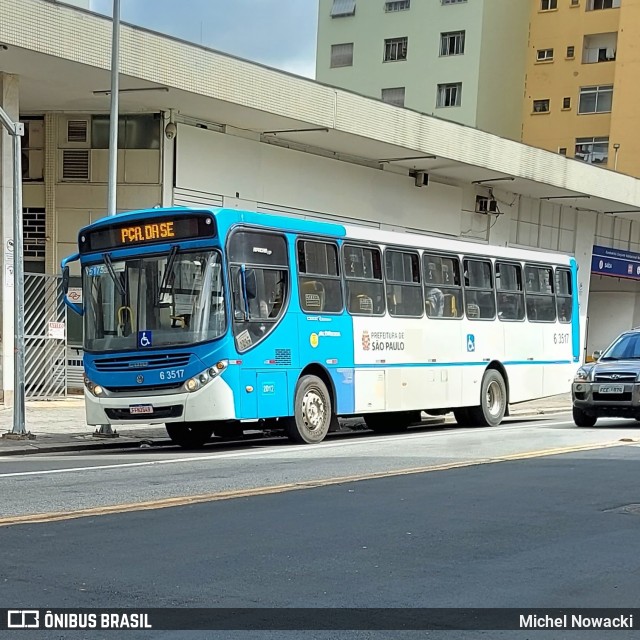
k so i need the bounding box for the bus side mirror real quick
[62,265,70,294]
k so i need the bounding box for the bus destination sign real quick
[80,214,216,252]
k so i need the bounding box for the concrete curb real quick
[0,408,573,457]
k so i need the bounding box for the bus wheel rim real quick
[301,387,326,432]
[486,380,503,417]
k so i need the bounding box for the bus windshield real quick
[84,250,225,352]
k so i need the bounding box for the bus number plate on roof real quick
[129,404,154,415]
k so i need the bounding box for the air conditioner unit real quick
[475,195,499,214]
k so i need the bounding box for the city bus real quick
[62,206,580,447]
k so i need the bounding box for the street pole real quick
[0,106,30,438]
[95,0,121,438]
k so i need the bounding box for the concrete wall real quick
[316,0,528,139]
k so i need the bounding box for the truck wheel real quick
[467,369,507,427]
[364,411,420,433]
[166,422,213,448]
[573,407,597,427]
[285,375,332,444]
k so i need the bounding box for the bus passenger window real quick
[297,240,342,313]
[525,264,556,323]
[344,244,384,316]
[423,253,463,319]
[228,230,289,352]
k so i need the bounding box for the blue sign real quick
[592,245,640,280]
[467,334,475,352]
[137,331,152,348]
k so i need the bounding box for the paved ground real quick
[0,393,573,456]
[2,441,639,639]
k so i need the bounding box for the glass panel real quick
[84,251,225,351]
[464,259,492,289]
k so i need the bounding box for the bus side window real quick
[297,240,342,313]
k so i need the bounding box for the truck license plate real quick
[598,385,624,394]
[130,404,154,415]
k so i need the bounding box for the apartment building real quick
[315,0,530,140]
[522,0,640,177]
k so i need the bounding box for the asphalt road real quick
[2,414,640,639]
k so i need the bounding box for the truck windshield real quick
[84,250,225,352]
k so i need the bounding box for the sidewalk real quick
[0,393,572,456]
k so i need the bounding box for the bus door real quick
[228,229,295,420]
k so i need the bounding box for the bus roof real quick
[79,206,573,265]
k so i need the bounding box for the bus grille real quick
[94,353,192,372]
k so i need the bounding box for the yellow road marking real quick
[0,440,629,528]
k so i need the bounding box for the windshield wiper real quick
[103,253,126,297]
[157,246,179,304]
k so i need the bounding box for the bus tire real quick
[364,411,420,433]
[573,407,597,427]
[166,422,213,448]
[467,369,507,427]
[286,375,332,444]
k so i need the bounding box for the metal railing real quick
[24,272,67,399]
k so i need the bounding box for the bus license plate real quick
[598,385,624,394]
[130,404,154,415]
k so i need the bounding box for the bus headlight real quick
[84,376,104,397]
[184,361,228,393]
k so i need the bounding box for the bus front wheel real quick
[467,369,507,427]
[166,422,213,448]
[286,375,333,444]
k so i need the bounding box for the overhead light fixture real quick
[540,195,591,200]
[378,155,436,164]
[472,177,515,184]
[93,86,170,95]
[262,127,329,135]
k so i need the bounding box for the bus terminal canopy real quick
[1,0,639,218]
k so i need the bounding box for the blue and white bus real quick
[62,207,580,447]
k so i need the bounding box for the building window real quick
[384,37,408,62]
[575,137,609,164]
[330,0,356,17]
[381,87,406,107]
[571,0,580,5]
[330,43,354,68]
[578,85,613,114]
[540,0,557,9]
[92,114,160,149]
[385,0,410,11]
[22,118,44,182]
[563,97,571,109]
[558,147,567,155]
[536,48,554,62]
[566,46,575,58]
[533,99,550,113]
[440,31,465,56]
[441,0,467,4]
[587,0,620,10]
[437,83,462,108]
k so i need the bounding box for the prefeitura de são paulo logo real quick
[361,330,370,351]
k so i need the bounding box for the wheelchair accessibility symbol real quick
[138,331,152,348]
[467,334,475,352]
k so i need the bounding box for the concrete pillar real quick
[0,73,18,406]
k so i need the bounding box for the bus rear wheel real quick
[285,375,333,444]
[166,422,213,448]
[467,369,507,427]
[364,411,421,433]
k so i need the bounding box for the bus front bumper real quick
[85,375,236,426]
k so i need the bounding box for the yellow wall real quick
[608,0,640,177]
[522,0,624,169]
